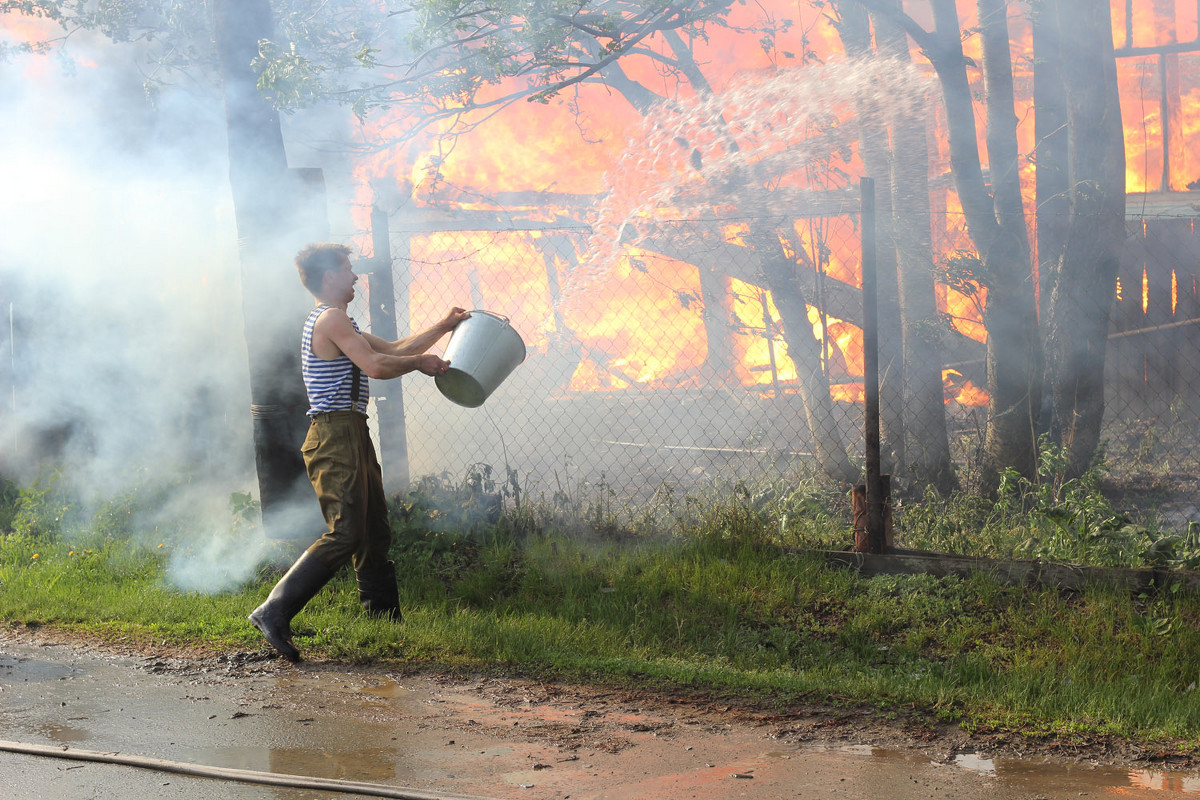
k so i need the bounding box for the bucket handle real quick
[472,309,512,327]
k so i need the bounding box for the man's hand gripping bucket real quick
[435,310,527,408]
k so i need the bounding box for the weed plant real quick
[896,439,1200,569]
[4,459,1200,750]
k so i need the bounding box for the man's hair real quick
[295,242,353,294]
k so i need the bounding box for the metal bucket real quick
[435,310,527,408]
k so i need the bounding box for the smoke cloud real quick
[0,22,305,591]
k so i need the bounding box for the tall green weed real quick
[897,438,1200,568]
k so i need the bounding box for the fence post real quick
[859,177,887,553]
[366,205,410,495]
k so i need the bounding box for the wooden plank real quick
[1176,221,1200,321]
[1112,223,1150,415]
[1144,220,1177,409]
[1162,221,1193,400]
[815,549,1200,594]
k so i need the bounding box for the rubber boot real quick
[248,551,335,661]
[356,560,402,621]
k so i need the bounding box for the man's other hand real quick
[416,355,452,376]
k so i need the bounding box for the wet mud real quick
[2,630,1199,799]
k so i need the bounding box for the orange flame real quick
[943,369,990,407]
[343,1,1190,405]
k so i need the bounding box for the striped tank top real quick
[302,305,369,416]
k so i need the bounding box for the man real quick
[249,242,470,661]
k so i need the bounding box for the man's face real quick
[322,256,357,305]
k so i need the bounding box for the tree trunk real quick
[212,0,326,541]
[696,264,738,384]
[926,0,1039,490]
[749,228,859,484]
[977,0,1041,488]
[1042,0,1125,478]
[872,0,958,494]
[1032,0,1072,439]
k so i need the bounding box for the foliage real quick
[937,249,987,327]
[2,0,381,105]
[896,438,1200,570]
[393,462,510,535]
[1,1,219,89]
[252,39,326,110]
[5,470,79,539]
[228,490,261,534]
[663,476,849,552]
[4,0,781,134]
[255,0,785,139]
[0,475,19,533]
[386,464,522,601]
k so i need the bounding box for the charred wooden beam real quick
[1115,39,1200,57]
[627,222,987,365]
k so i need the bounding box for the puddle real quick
[833,743,878,757]
[269,673,416,702]
[823,745,1200,797]
[1131,772,1200,792]
[360,678,413,699]
[26,722,90,745]
[778,743,1200,798]
[0,653,80,682]
[954,751,997,775]
[965,753,1200,796]
[191,745,403,785]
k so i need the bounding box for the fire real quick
[814,311,865,379]
[404,90,637,198]
[943,369,990,407]
[2,12,62,78]
[932,192,988,344]
[1117,0,1200,191]
[560,248,708,390]
[831,383,865,403]
[730,280,797,389]
[344,1,1189,411]
[1,12,56,47]
[403,230,556,346]
[1,13,103,72]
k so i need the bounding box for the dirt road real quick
[2,631,1198,799]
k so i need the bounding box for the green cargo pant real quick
[300,410,392,574]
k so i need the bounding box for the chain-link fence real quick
[348,204,1200,507]
[1103,212,1200,484]
[352,219,838,502]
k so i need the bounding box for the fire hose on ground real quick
[0,738,503,800]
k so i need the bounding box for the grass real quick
[3,457,1200,755]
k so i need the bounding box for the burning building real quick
[330,0,1200,497]
[4,0,1200,507]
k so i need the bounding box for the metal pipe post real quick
[860,177,885,553]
